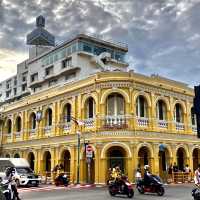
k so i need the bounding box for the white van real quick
[0,158,40,186]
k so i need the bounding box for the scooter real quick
[54,173,69,186]
[137,175,165,196]
[192,185,200,200]
[108,175,134,198]
[0,180,15,200]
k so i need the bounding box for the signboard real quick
[86,145,93,158]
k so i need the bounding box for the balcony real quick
[157,120,168,129]
[63,122,71,132]
[83,118,95,128]
[192,125,197,133]
[101,115,128,130]
[44,126,52,136]
[29,129,37,138]
[137,117,149,127]
[175,122,185,131]
[6,134,12,143]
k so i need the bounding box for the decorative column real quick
[150,92,157,131]
[152,143,160,175]
[70,145,76,183]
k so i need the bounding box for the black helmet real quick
[5,167,15,177]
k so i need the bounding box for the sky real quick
[0,0,200,86]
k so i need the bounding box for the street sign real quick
[86,145,93,158]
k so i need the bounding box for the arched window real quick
[191,107,196,125]
[85,97,95,118]
[16,116,22,132]
[156,100,167,120]
[63,103,71,122]
[174,103,183,123]
[30,113,36,129]
[107,93,125,116]
[46,108,52,126]
[136,95,147,117]
[7,119,12,134]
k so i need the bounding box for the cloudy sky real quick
[0,0,200,86]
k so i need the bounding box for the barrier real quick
[167,172,194,184]
[38,171,73,184]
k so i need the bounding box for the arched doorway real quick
[14,153,20,158]
[177,147,186,171]
[138,146,151,175]
[60,150,71,175]
[5,154,10,158]
[193,148,200,171]
[44,151,51,172]
[28,152,35,171]
[159,145,170,180]
[107,146,127,173]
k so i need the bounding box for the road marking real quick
[18,184,97,193]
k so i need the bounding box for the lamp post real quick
[70,116,84,184]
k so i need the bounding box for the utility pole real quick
[194,85,200,138]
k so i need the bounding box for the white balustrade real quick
[15,131,22,138]
[83,118,95,128]
[175,122,185,130]
[104,115,127,128]
[157,120,168,128]
[44,126,52,135]
[192,125,197,132]
[63,122,71,131]
[137,117,149,127]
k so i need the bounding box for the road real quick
[19,184,194,200]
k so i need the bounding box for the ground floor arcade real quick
[2,136,200,184]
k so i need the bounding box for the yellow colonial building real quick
[0,16,199,184]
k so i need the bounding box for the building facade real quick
[0,17,199,184]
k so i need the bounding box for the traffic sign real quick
[86,145,93,158]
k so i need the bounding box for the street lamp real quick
[70,116,84,184]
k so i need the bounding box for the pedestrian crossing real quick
[18,184,97,193]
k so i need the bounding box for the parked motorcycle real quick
[54,173,69,186]
[0,180,15,200]
[137,175,165,196]
[108,175,134,198]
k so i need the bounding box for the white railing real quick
[15,131,22,138]
[102,115,128,129]
[44,126,52,135]
[63,122,71,131]
[192,125,197,132]
[157,120,168,128]
[137,117,149,127]
[83,118,95,128]
[29,129,37,137]
[175,122,185,130]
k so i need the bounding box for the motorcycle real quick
[0,180,15,200]
[108,175,134,198]
[137,174,165,196]
[54,173,69,186]
[192,186,200,200]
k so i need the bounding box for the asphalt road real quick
[19,184,195,200]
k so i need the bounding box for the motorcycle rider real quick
[5,167,21,200]
[143,165,153,186]
[111,166,123,192]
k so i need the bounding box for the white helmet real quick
[144,165,150,170]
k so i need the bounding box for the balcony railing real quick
[15,131,22,138]
[175,122,185,131]
[63,122,71,131]
[29,128,37,137]
[101,115,128,130]
[157,120,168,128]
[192,125,197,132]
[83,118,95,128]
[44,126,52,135]
[137,117,149,127]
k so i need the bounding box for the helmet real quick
[144,165,150,170]
[5,167,15,177]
